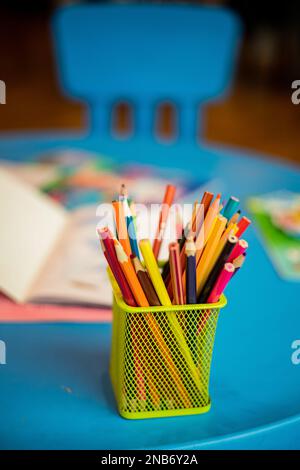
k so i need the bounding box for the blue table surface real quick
[0,131,300,450]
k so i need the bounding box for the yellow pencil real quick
[207,221,236,275]
[139,239,205,397]
[139,241,193,405]
[139,239,171,306]
[196,215,227,295]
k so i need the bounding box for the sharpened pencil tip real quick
[120,183,128,197]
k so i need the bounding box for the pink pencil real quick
[227,239,248,263]
[207,263,235,304]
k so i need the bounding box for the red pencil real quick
[235,216,251,238]
[169,242,184,305]
[153,184,176,259]
[98,228,136,307]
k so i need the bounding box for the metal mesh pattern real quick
[110,295,223,419]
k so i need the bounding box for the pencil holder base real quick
[110,366,211,419]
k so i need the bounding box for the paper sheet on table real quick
[0,168,67,303]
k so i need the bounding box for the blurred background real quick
[0,0,300,164]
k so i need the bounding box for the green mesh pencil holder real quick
[109,276,227,420]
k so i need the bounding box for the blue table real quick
[1,133,300,449]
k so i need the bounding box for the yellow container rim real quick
[108,269,227,314]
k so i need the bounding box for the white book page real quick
[29,205,112,306]
[0,168,67,303]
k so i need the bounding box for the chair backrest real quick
[53,4,241,141]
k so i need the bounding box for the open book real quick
[0,168,112,306]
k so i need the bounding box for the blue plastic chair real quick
[53,4,241,141]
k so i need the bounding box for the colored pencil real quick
[232,253,246,275]
[197,262,236,335]
[128,199,138,233]
[205,221,235,277]
[114,240,149,307]
[161,259,171,283]
[112,200,132,256]
[98,228,136,307]
[152,184,176,259]
[178,194,216,295]
[177,197,204,272]
[169,200,201,289]
[207,262,235,304]
[130,243,193,407]
[175,206,184,243]
[227,239,248,263]
[198,234,238,303]
[99,230,144,405]
[131,255,160,306]
[185,236,198,361]
[228,210,240,226]
[222,196,240,220]
[196,215,227,295]
[169,242,184,305]
[113,212,146,407]
[138,242,193,405]
[139,239,204,395]
[195,194,221,263]
[140,239,173,306]
[192,192,213,241]
[163,200,198,290]
[185,237,197,304]
[201,191,214,218]
[120,184,140,259]
[235,216,251,238]
[178,199,199,249]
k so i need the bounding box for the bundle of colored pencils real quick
[98,184,251,307]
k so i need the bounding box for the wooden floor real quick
[0,11,299,165]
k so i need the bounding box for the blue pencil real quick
[222,196,240,220]
[120,184,140,259]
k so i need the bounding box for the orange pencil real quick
[112,200,132,257]
[189,199,201,238]
[113,240,147,408]
[115,239,191,407]
[195,193,221,266]
[228,210,240,226]
[114,240,148,306]
[153,184,176,259]
[178,193,213,299]
[201,191,214,218]
[207,221,237,274]
[196,215,227,294]
[191,191,213,240]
